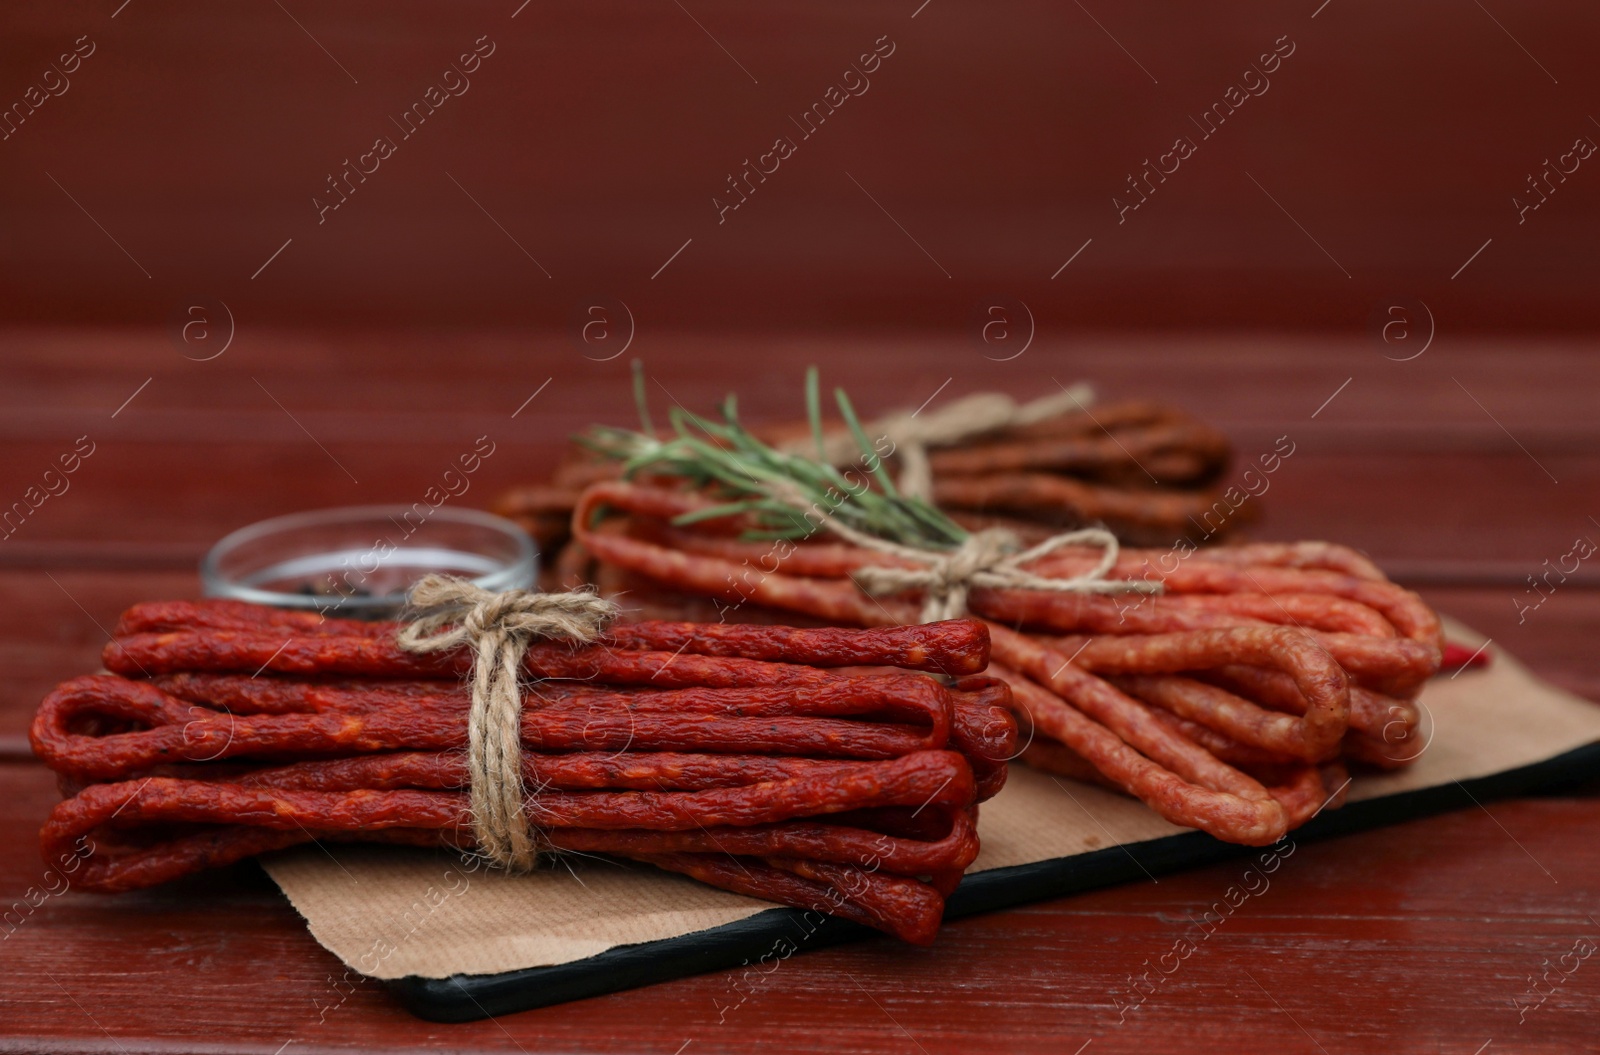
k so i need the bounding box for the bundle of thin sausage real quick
[880,399,1239,546]
[495,398,1243,591]
[31,601,1015,943]
[569,479,1444,848]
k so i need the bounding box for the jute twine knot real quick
[829,521,1162,623]
[395,575,618,872]
[788,382,1096,500]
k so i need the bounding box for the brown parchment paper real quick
[264,618,1600,980]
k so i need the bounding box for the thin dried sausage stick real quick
[175,750,926,794]
[932,472,1229,535]
[47,813,976,898]
[973,588,1396,638]
[762,855,949,943]
[1024,706,1336,830]
[553,812,979,876]
[628,852,944,944]
[43,754,972,850]
[984,654,1289,845]
[148,672,955,743]
[153,673,452,714]
[1299,633,1438,697]
[930,677,1015,801]
[575,488,907,628]
[1142,706,1300,770]
[601,619,989,675]
[34,676,952,782]
[46,800,972,922]
[1024,556,1441,649]
[114,601,989,675]
[1117,675,1320,764]
[1196,542,1387,582]
[929,420,1230,484]
[1200,665,1420,740]
[338,752,938,796]
[107,631,932,689]
[1267,763,1343,829]
[948,676,1019,775]
[1038,628,1350,761]
[985,629,1283,804]
[51,822,315,894]
[1196,666,1422,769]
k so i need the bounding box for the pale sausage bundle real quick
[569,479,1442,847]
[494,398,1245,591]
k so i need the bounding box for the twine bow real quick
[788,382,1096,500]
[821,381,1164,618]
[395,575,618,871]
[823,520,1161,622]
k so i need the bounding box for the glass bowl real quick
[201,505,537,618]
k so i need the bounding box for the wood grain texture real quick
[0,570,192,752]
[3,761,1599,1054]
[0,329,1596,563]
[2,328,1597,1051]
[2,3,1600,331]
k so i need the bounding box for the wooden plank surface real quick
[4,759,1598,1054]
[1,328,1596,565]
[6,0,1600,1043]
[2,329,1598,1052]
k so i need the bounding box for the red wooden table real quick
[1,331,1596,1053]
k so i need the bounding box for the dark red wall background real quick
[1,1,1596,333]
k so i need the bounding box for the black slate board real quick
[387,741,1600,1021]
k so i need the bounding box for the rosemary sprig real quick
[579,362,968,549]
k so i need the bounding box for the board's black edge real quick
[387,741,1600,1022]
